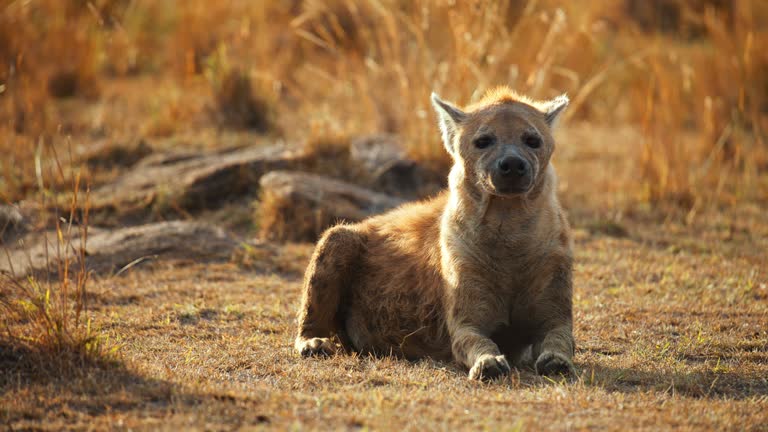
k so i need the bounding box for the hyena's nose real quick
[498,156,529,178]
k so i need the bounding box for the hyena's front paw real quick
[295,337,335,357]
[469,354,511,381]
[535,351,575,376]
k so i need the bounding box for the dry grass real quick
[205,45,278,133]
[2,214,765,429]
[0,151,117,377]
[2,0,766,207]
[255,184,317,243]
[3,124,766,430]
[210,68,275,132]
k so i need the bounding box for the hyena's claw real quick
[469,354,511,381]
[534,351,575,377]
[296,337,335,357]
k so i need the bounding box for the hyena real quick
[294,87,575,380]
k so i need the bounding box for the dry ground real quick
[2,117,766,429]
[2,209,766,431]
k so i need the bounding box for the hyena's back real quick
[340,192,452,359]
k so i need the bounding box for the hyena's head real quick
[431,87,568,198]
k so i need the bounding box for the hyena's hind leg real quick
[295,224,365,357]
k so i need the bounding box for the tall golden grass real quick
[1,0,766,209]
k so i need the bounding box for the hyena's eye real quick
[473,135,496,150]
[523,133,542,149]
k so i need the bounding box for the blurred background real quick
[1,0,766,231]
[1,4,767,428]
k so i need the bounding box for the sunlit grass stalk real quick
[0,137,109,370]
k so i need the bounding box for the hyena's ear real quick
[431,92,467,156]
[541,94,569,128]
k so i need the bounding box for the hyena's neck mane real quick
[444,163,556,233]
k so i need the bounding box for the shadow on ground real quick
[0,341,273,428]
[575,360,768,400]
[0,341,170,419]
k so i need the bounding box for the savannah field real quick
[1,0,767,430]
